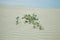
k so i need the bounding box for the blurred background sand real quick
[0,7,60,40]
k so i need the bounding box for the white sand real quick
[0,7,60,40]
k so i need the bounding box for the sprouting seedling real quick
[16,16,19,25]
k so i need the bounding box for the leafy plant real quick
[16,14,43,30]
[16,16,19,25]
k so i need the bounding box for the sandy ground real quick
[0,7,60,40]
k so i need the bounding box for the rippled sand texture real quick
[0,7,60,40]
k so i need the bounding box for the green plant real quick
[16,14,43,30]
[16,16,19,25]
